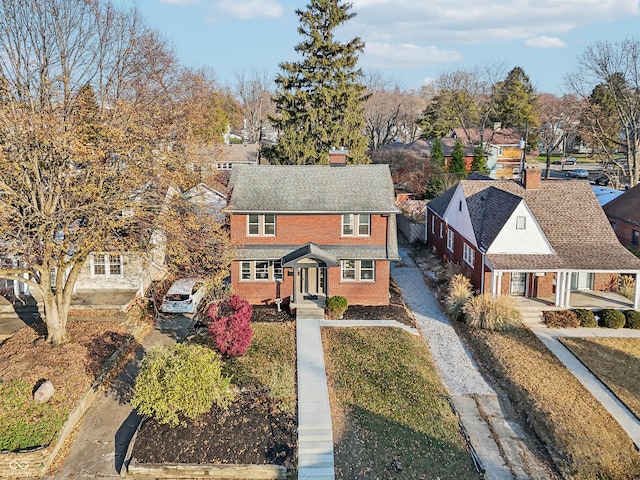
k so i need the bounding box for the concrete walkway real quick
[44,315,194,479]
[532,326,640,449]
[394,247,549,480]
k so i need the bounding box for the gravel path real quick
[391,247,495,397]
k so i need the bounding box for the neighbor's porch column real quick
[634,271,640,310]
[491,270,501,298]
[554,271,564,307]
[563,271,572,308]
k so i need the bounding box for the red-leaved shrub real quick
[207,294,253,357]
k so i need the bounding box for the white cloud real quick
[212,0,284,20]
[362,42,463,69]
[525,36,567,48]
[346,0,639,45]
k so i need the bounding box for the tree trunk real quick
[43,293,69,345]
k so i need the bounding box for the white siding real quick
[487,201,554,254]
[442,184,478,247]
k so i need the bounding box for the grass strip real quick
[322,326,478,480]
[458,326,640,479]
[560,337,640,420]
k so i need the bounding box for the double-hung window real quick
[91,253,123,278]
[447,229,455,252]
[516,216,526,230]
[340,260,375,281]
[342,214,370,236]
[463,243,474,267]
[247,214,276,236]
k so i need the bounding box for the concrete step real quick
[296,308,325,320]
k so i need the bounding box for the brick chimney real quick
[329,148,348,166]
[523,165,542,190]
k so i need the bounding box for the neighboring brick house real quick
[226,161,400,311]
[603,183,640,250]
[427,167,640,308]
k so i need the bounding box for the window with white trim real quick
[91,254,123,277]
[516,216,526,230]
[247,214,276,236]
[447,229,455,252]
[439,222,443,239]
[342,214,370,236]
[340,260,375,281]
[239,260,283,281]
[463,243,474,267]
[431,215,435,234]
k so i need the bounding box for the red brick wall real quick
[534,274,555,297]
[594,273,618,292]
[230,213,388,246]
[427,211,483,290]
[610,219,639,250]
[230,261,391,306]
[328,261,391,306]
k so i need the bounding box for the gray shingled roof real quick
[235,245,392,261]
[227,164,399,213]
[432,176,640,271]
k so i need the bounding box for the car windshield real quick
[165,293,190,302]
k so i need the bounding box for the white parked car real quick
[160,278,206,314]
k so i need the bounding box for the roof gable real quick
[487,201,554,255]
[603,183,640,225]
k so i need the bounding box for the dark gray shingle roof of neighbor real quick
[603,183,640,227]
[227,164,399,213]
[431,176,640,271]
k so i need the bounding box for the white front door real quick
[510,272,526,296]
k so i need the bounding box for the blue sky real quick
[130,0,640,95]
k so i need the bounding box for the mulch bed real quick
[130,391,296,466]
[340,278,416,327]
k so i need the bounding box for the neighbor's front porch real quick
[488,269,640,309]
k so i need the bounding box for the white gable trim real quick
[487,200,554,254]
[442,184,478,248]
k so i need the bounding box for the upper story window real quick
[633,230,639,247]
[91,253,123,278]
[447,229,455,252]
[439,222,443,239]
[431,215,435,234]
[516,216,526,230]
[463,243,474,267]
[342,214,370,236]
[247,214,276,236]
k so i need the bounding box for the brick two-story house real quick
[427,167,640,308]
[226,161,400,312]
[603,183,640,250]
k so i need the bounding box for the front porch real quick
[515,290,634,310]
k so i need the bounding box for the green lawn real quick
[322,327,478,480]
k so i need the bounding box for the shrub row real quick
[543,308,640,329]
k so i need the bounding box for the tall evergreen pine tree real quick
[270,0,369,164]
[448,139,467,178]
[471,143,488,175]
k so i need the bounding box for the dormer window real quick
[516,216,526,230]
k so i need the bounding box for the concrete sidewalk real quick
[532,327,640,449]
[44,315,193,479]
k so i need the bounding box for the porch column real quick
[634,272,640,310]
[292,268,298,304]
[563,271,572,308]
[554,271,563,307]
[491,270,501,298]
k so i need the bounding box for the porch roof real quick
[282,243,339,267]
[235,244,392,262]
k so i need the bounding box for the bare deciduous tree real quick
[363,71,426,150]
[0,0,228,344]
[235,68,275,146]
[566,38,640,186]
